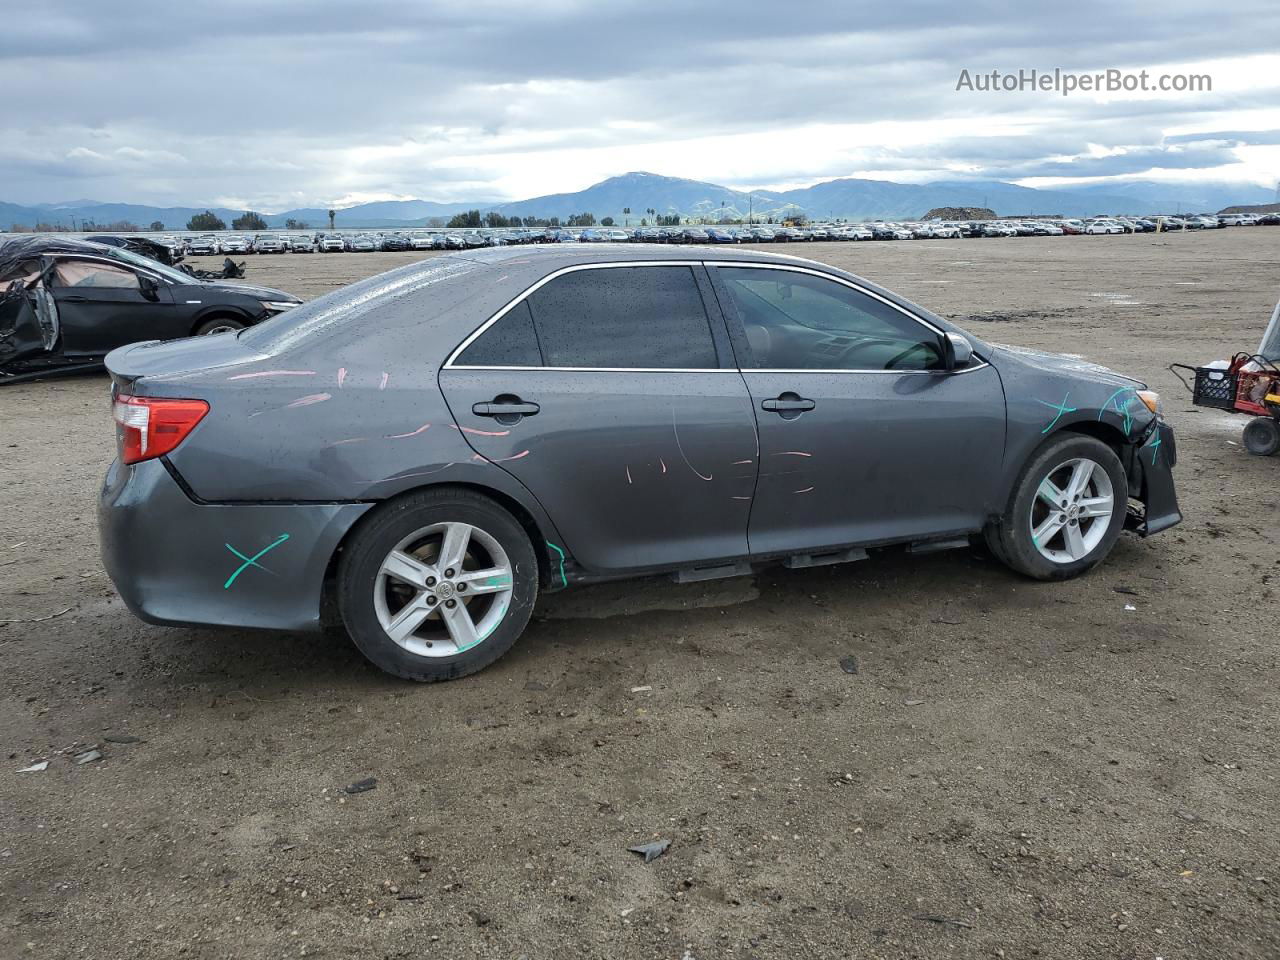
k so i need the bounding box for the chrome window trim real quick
[443,258,988,375]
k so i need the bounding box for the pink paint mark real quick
[493,450,530,463]
[671,410,713,481]
[776,451,813,457]
[731,495,752,500]
[378,372,389,390]
[385,423,431,439]
[626,466,633,485]
[733,459,754,465]
[227,369,316,381]
[328,438,365,447]
[793,486,815,494]
[453,424,511,437]
[286,393,331,408]
[660,458,667,474]
[337,367,347,388]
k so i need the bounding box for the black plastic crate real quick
[1192,367,1238,409]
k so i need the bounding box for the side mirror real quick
[943,331,974,370]
[138,274,160,301]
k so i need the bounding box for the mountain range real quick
[4,172,1274,230]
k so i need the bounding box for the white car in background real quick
[1084,219,1124,235]
[221,235,253,253]
[187,235,221,255]
[930,222,963,238]
[320,235,346,252]
[409,234,436,250]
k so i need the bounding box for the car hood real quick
[990,342,1146,389]
[197,281,298,302]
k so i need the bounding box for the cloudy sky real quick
[3,0,1279,210]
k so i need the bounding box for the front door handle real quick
[761,395,815,413]
[59,295,89,303]
[473,400,540,417]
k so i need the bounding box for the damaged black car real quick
[0,237,302,383]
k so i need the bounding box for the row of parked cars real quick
[165,211,1279,256]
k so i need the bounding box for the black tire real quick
[337,488,538,682]
[1242,417,1280,456]
[985,433,1128,581]
[195,316,247,336]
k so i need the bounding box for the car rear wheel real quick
[337,489,538,681]
[986,434,1127,580]
[196,317,247,336]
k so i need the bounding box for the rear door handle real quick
[761,396,815,412]
[473,401,540,417]
[60,295,89,303]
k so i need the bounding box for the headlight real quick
[261,300,299,312]
[1137,389,1161,415]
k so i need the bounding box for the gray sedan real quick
[99,246,1181,681]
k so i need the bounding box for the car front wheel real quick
[337,489,538,681]
[986,434,1128,580]
[196,317,247,336]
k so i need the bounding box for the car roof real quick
[443,242,819,269]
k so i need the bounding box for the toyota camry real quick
[99,245,1181,681]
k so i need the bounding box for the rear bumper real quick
[98,459,371,632]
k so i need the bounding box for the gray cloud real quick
[1,0,1277,207]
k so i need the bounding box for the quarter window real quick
[456,300,542,367]
[524,266,718,369]
[717,268,943,371]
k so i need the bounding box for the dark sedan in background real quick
[98,245,1180,683]
[0,237,301,380]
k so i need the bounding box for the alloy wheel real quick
[1029,457,1115,563]
[372,521,514,657]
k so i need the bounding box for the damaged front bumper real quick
[1125,419,1181,536]
[98,458,371,632]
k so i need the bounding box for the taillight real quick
[112,395,209,465]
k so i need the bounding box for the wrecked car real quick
[0,237,302,382]
[98,245,1181,683]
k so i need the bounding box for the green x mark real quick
[223,533,291,589]
[1036,393,1077,434]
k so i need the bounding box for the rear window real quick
[239,256,483,352]
[524,266,718,369]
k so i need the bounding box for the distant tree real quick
[447,210,483,228]
[548,216,561,227]
[639,218,648,227]
[232,211,268,231]
[600,216,615,226]
[149,221,165,231]
[566,212,596,227]
[328,209,336,230]
[104,220,140,232]
[622,206,631,225]
[656,213,680,226]
[284,218,309,230]
[187,210,226,231]
[484,212,511,228]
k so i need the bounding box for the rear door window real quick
[524,266,718,369]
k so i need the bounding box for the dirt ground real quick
[3,229,1279,960]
